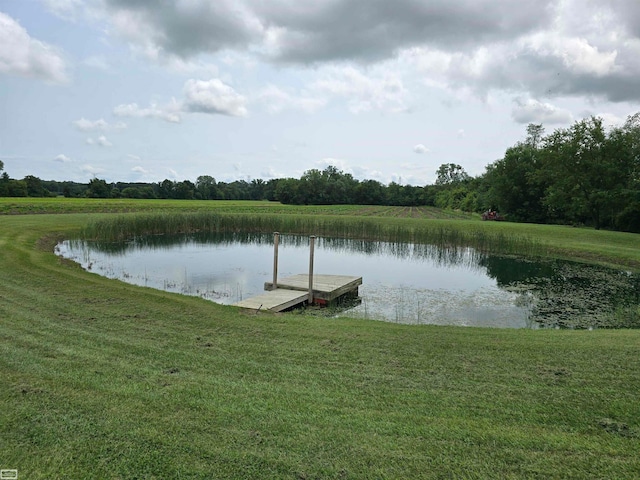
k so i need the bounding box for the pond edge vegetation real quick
[82,211,541,256]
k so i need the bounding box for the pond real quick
[56,232,639,329]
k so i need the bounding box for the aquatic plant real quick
[82,212,543,257]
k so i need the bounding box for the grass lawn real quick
[1,199,639,479]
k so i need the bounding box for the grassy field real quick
[1,199,639,478]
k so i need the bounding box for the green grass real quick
[1,200,640,478]
[0,197,474,218]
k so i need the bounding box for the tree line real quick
[1,112,639,232]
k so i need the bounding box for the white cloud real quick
[73,118,127,132]
[81,164,106,176]
[511,98,573,125]
[183,78,248,117]
[132,166,150,174]
[0,12,68,83]
[311,66,409,114]
[113,102,182,123]
[41,0,85,19]
[393,0,639,104]
[316,158,353,174]
[596,112,627,129]
[114,78,248,122]
[413,144,429,154]
[86,135,113,147]
[547,35,618,77]
[54,154,72,163]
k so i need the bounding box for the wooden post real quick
[272,232,279,290]
[308,235,315,304]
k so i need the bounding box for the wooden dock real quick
[233,274,362,312]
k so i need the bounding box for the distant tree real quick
[432,164,475,211]
[434,184,468,210]
[157,179,174,199]
[296,166,358,204]
[386,182,402,206]
[484,132,548,223]
[23,175,47,197]
[87,178,112,198]
[323,166,357,204]
[60,181,86,198]
[121,187,140,198]
[263,179,280,201]
[173,180,195,199]
[196,175,217,200]
[435,163,470,185]
[6,179,27,197]
[299,169,324,204]
[354,179,386,205]
[421,184,437,206]
[525,123,545,148]
[249,178,266,200]
[540,116,627,229]
[0,161,8,196]
[0,172,8,196]
[608,113,640,232]
[139,186,156,199]
[274,178,301,204]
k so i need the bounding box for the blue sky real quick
[1,0,640,185]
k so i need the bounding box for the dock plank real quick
[233,288,309,312]
[265,274,362,300]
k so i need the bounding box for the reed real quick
[82,212,543,257]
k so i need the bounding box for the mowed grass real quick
[1,201,639,478]
[0,197,473,219]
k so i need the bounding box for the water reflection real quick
[58,232,638,329]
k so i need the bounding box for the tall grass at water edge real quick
[82,211,541,257]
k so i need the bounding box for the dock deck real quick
[233,288,309,312]
[233,274,362,312]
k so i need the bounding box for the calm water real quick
[56,232,639,329]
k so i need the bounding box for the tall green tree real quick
[24,175,47,197]
[609,113,640,231]
[0,162,7,197]
[484,125,548,222]
[196,175,218,200]
[87,178,112,198]
[354,179,386,205]
[435,163,470,185]
[274,178,301,204]
[173,180,195,199]
[433,163,475,211]
[540,116,630,229]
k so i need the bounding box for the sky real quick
[1,0,640,186]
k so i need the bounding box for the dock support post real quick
[272,232,279,289]
[308,235,315,304]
